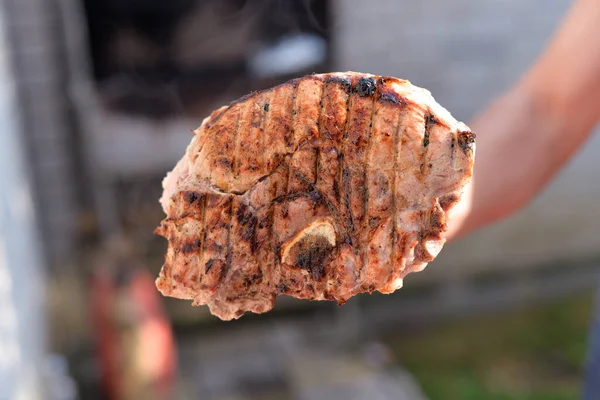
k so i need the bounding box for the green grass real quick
[385,292,595,400]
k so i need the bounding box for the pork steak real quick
[155,72,475,320]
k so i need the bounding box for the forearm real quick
[457,84,570,236]
[453,0,600,238]
[526,0,600,128]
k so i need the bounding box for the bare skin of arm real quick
[446,0,600,240]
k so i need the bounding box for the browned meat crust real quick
[155,72,475,320]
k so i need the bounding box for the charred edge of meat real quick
[287,81,300,148]
[289,168,313,193]
[264,103,270,112]
[277,283,288,293]
[377,82,403,104]
[235,202,258,251]
[413,241,435,263]
[354,77,377,97]
[341,233,353,246]
[258,214,272,229]
[315,84,327,184]
[289,235,335,281]
[205,78,301,128]
[182,238,202,254]
[426,113,438,125]
[323,292,335,301]
[427,208,446,237]
[271,191,303,205]
[203,74,400,130]
[326,76,352,93]
[205,108,231,129]
[439,193,459,211]
[423,114,437,147]
[309,189,323,209]
[379,92,401,104]
[244,273,263,288]
[219,158,233,169]
[332,178,340,200]
[205,258,216,273]
[244,216,258,252]
[457,131,476,154]
[184,191,202,204]
[379,76,404,85]
[236,203,251,226]
[368,216,380,230]
[269,185,340,220]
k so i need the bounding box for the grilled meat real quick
[155,72,475,320]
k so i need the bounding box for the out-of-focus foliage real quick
[388,292,594,400]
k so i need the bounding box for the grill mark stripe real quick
[318,78,348,205]
[317,76,350,298]
[163,223,175,284]
[275,81,298,287]
[392,103,410,280]
[266,180,277,290]
[360,93,377,282]
[288,77,323,191]
[252,88,270,290]
[362,85,403,291]
[285,80,300,198]
[199,212,209,279]
[222,104,244,282]
[198,194,207,285]
[345,77,376,281]
[260,91,273,175]
[414,111,435,265]
[315,84,326,185]
[319,78,334,294]
[316,77,338,295]
[388,102,404,288]
[335,76,355,299]
[223,196,234,284]
[421,111,435,178]
[263,84,293,172]
[231,101,246,185]
[259,84,293,293]
[198,195,230,288]
[450,130,457,169]
[338,80,354,242]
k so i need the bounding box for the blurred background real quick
[1,0,599,399]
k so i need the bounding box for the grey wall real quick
[4,0,79,267]
[0,4,46,398]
